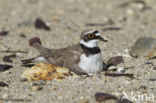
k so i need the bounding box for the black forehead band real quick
[84,30,99,36]
[85,30,99,35]
[93,30,99,34]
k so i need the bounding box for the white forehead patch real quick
[95,32,100,36]
[84,30,100,36]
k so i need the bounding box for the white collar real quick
[80,39,98,48]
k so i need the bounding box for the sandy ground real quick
[0,0,156,103]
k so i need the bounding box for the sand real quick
[0,0,156,103]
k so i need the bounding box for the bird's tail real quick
[21,37,50,67]
[21,57,36,64]
[21,56,46,67]
[21,58,35,67]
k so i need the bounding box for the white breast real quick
[78,53,103,74]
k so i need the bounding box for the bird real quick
[22,29,108,75]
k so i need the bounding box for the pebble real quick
[0,64,13,72]
[0,81,9,87]
[29,37,41,47]
[20,33,26,38]
[139,85,147,93]
[139,85,147,90]
[0,30,9,36]
[118,0,146,11]
[35,18,51,31]
[144,62,153,66]
[95,92,118,102]
[30,85,43,91]
[107,56,124,67]
[118,16,127,22]
[152,67,156,71]
[105,72,134,78]
[20,78,28,82]
[3,54,16,63]
[129,37,156,58]
[149,78,156,81]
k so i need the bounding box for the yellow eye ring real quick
[88,34,95,39]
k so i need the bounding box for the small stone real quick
[149,78,156,81]
[118,16,127,22]
[153,67,156,70]
[0,82,9,87]
[20,78,28,82]
[35,18,51,31]
[3,54,16,63]
[95,92,118,102]
[144,62,153,66]
[0,64,13,72]
[0,31,9,36]
[139,85,147,90]
[129,37,156,58]
[105,72,133,78]
[37,86,43,90]
[29,37,41,47]
[107,56,124,67]
[30,86,43,91]
[20,33,26,38]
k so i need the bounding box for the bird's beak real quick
[98,36,108,42]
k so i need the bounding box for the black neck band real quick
[80,44,101,56]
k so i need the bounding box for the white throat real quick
[80,39,99,48]
[78,53,103,74]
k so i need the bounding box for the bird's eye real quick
[88,34,95,39]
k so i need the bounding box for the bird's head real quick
[80,29,108,47]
